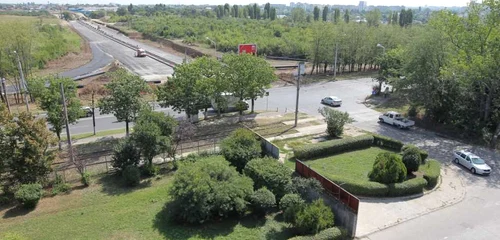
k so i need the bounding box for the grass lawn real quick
[0,172,294,240]
[305,147,394,183]
[62,128,127,141]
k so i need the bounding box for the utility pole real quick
[1,78,10,113]
[14,51,29,112]
[92,91,96,135]
[295,62,305,127]
[60,83,74,163]
[333,43,338,79]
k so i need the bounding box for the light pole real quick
[333,43,338,79]
[13,50,29,112]
[295,62,305,127]
[206,37,217,59]
[376,43,386,54]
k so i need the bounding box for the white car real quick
[453,150,491,175]
[378,111,415,129]
[321,96,342,107]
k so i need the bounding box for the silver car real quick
[453,150,491,175]
[321,96,342,107]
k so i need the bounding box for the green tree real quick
[117,7,128,16]
[402,145,422,174]
[313,6,320,21]
[128,4,134,14]
[369,152,407,184]
[344,9,350,23]
[32,77,81,149]
[264,3,271,19]
[333,8,341,23]
[375,48,405,95]
[244,157,292,200]
[318,107,353,137]
[322,6,328,21]
[366,9,381,27]
[253,4,260,19]
[111,138,141,173]
[99,69,150,136]
[250,187,276,216]
[294,199,334,235]
[291,8,306,23]
[222,53,277,114]
[220,128,261,171]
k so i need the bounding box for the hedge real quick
[402,144,429,163]
[421,159,441,189]
[388,178,428,197]
[373,134,404,151]
[288,227,344,240]
[329,175,389,197]
[294,135,374,160]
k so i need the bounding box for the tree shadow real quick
[97,173,152,196]
[2,205,35,219]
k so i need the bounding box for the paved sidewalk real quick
[356,164,466,238]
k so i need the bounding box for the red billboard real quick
[238,44,257,56]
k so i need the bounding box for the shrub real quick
[388,177,427,196]
[250,187,276,216]
[81,172,91,187]
[329,175,389,197]
[51,174,71,195]
[243,157,292,200]
[284,203,305,224]
[402,146,422,174]
[372,134,403,151]
[294,199,334,235]
[141,164,160,177]
[122,165,141,187]
[220,128,261,171]
[169,156,254,223]
[112,139,141,173]
[421,159,441,188]
[286,177,323,202]
[402,144,428,163]
[318,107,353,137]
[288,227,344,240]
[294,135,374,160]
[279,193,305,211]
[369,152,407,184]
[14,184,43,209]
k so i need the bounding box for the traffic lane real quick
[58,41,113,78]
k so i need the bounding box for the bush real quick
[421,159,441,188]
[369,152,407,184]
[51,174,71,195]
[284,203,305,224]
[286,177,323,202]
[402,146,422,174]
[243,157,292,200]
[388,177,427,196]
[288,227,344,240]
[112,139,141,172]
[14,184,43,209]
[169,156,254,223]
[294,135,374,160]
[402,144,428,163]
[372,134,403,151]
[220,128,261,171]
[141,164,160,177]
[250,187,276,216]
[81,172,91,187]
[318,107,353,137]
[294,199,334,235]
[122,165,141,187]
[279,193,305,211]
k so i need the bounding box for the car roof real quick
[386,111,399,114]
[457,150,479,158]
[328,96,340,99]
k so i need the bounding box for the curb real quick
[356,168,466,239]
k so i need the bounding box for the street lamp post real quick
[295,62,305,127]
[376,43,386,54]
[206,37,217,59]
[13,51,29,112]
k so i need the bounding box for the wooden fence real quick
[295,159,359,214]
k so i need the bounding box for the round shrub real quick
[112,139,141,173]
[402,144,428,163]
[279,193,305,211]
[122,165,141,187]
[294,199,334,235]
[141,164,160,177]
[402,146,422,174]
[243,157,292,200]
[15,184,43,209]
[369,152,407,184]
[250,187,276,216]
[169,156,254,224]
[286,177,323,203]
[220,128,261,171]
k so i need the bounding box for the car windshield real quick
[471,157,486,165]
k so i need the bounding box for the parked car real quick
[378,111,415,129]
[321,96,342,107]
[80,106,93,118]
[453,150,491,175]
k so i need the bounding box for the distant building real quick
[358,1,367,11]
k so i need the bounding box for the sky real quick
[2,0,472,8]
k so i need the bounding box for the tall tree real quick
[264,3,271,19]
[99,69,150,136]
[322,6,328,21]
[116,7,128,16]
[333,8,340,23]
[270,8,277,21]
[128,3,134,14]
[344,9,350,23]
[224,3,230,17]
[291,8,306,23]
[313,6,320,21]
[232,5,239,18]
[399,9,405,27]
[253,4,260,19]
[366,9,381,27]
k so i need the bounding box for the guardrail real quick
[76,20,178,68]
[295,159,359,214]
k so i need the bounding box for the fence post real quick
[105,156,108,173]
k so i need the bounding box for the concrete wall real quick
[321,193,358,237]
[261,139,280,159]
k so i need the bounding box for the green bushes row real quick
[421,159,441,189]
[294,135,374,160]
[388,178,428,196]
[288,227,345,240]
[372,134,404,151]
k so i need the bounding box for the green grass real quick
[0,172,295,240]
[62,128,127,141]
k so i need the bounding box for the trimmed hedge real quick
[422,159,441,189]
[388,178,428,197]
[402,144,429,163]
[288,227,344,240]
[373,134,404,151]
[294,135,374,160]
